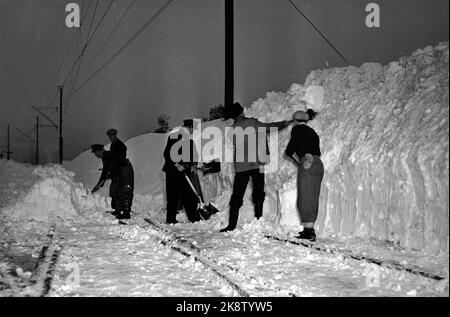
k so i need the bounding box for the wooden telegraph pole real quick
[6,124,12,160]
[225,0,234,116]
[35,116,39,165]
[59,85,64,164]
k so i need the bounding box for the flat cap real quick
[183,119,194,128]
[106,129,118,136]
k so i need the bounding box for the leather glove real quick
[175,163,185,172]
[303,153,314,169]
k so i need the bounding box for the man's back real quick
[102,151,127,180]
[232,117,287,173]
[162,130,198,173]
[111,139,127,160]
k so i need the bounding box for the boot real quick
[295,228,316,242]
[254,201,263,220]
[116,211,131,220]
[220,204,240,233]
[110,210,121,217]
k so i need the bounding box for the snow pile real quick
[207,42,448,253]
[1,165,108,223]
[0,160,36,210]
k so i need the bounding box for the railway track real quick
[144,219,299,297]
[26,224,62,297]
[264,234,445,281]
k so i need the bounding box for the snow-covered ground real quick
[0,43,448,297]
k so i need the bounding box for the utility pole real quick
[6,124,11,160]
[16,127,35,163]
[225,0,234,116]
[32,104,57,165]
[35,116,39,165]
[59,85,64,164]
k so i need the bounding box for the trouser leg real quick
[110,179,120,211]
[297,157,324,224]
[227,171,251,229]
[165,171,179,223]
[250,170,265,219]
[118,163,134,216]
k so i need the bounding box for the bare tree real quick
[154,114,170,133]
[206,104,225,121]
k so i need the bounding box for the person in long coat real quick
[221,102,291,232]
[285,109,324,241]
[91,144,134,220]
[162,120,202,224]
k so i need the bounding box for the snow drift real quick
[204,42,449,253]
[0,164,108,223]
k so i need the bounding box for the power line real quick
[85,0,100,41]
[15,0,92,112]
[64,21,85,113]
[68,0,174,100]
[85,0,115,46]
[69,0,115,92]
[81,0,136,75]
[61,0,101,85]
[8,29,78,109]
[287,0,350,65]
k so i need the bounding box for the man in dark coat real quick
[220,102,292,232]
[107,129,127,160]
[162,120,201,224]
[91,144,134,220]
[106,129,128,212]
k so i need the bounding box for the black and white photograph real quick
[0,0,448,302]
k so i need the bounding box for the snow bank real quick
[203,42,449,253]
[1,165,108,223]
[0,160,36,210]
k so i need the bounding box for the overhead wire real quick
[80,0,136,76]
[287,0,350,65]
[64,0,116,113]
[61,0,101,85]
[68,0,174,100]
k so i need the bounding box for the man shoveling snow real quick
[91,144,135,221]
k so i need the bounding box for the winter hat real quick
[183,119,194,128]
[225,102,244,120]
[293,111,309,122]
[306,109,318,121]
[107,128,118,136]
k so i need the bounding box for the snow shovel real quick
[201,159,221,175]
[183,173,219,221]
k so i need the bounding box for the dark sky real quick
[0,0,448,162]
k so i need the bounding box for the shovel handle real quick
[183,173,205,204]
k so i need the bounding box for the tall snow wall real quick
[202,42,449,253]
